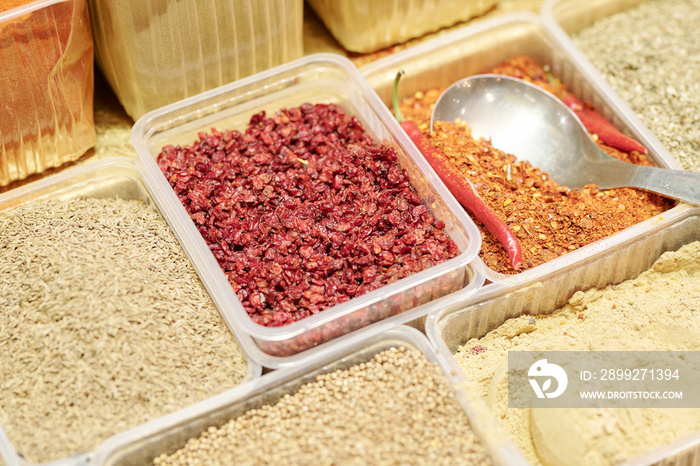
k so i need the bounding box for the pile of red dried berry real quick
[158,103,458,327]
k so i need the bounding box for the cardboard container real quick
[307,0,497,53]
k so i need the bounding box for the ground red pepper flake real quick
[398,55,674,275]
[157,103,459,327]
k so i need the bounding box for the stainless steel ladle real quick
[430,74,700,205]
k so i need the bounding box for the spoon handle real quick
[627,164,700,206]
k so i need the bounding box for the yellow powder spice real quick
[454,241,700,466]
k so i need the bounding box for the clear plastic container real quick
[0,0,95,187]
[360,12,683,284]
[131,53,484,368]
[88,0,303,121]
[426,203,700,466]
[0,157,261,466]
[306,0,497,54]
[94,326,527,465]
[540,0,688,172]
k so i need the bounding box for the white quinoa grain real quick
[153,347,492,466]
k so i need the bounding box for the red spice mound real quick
[398,55,674,274]
[158,103,459,327]
[0,0,35,14]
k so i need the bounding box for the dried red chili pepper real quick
[392,71,522,270]
[561,93,647,154]
[542,65,647,155]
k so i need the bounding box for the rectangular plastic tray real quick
[360,12,684,284]
[94,326,527,466]
[0,157,261,466]
[131,53,484,369]
[426,203,700,466]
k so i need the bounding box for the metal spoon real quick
[430,74,700,205]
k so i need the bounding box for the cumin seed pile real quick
[0,198,249,463]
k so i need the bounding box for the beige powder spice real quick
[0,198,249,463]
[154,346,492,466]
[454,241,700,466]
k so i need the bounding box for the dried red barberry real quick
[157,103,459,329]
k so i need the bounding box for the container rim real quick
[245,257,487,369]
[0,157,141,208]
[427,203,699,344]
[620,429,700,466]
[359,10,542,75]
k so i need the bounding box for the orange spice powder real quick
[398,56,674,275]
[0,0,36,14]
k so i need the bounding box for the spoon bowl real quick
[430,74,700,205]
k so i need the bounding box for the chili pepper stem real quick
[393,70,406,123]
[543,65,557,87]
